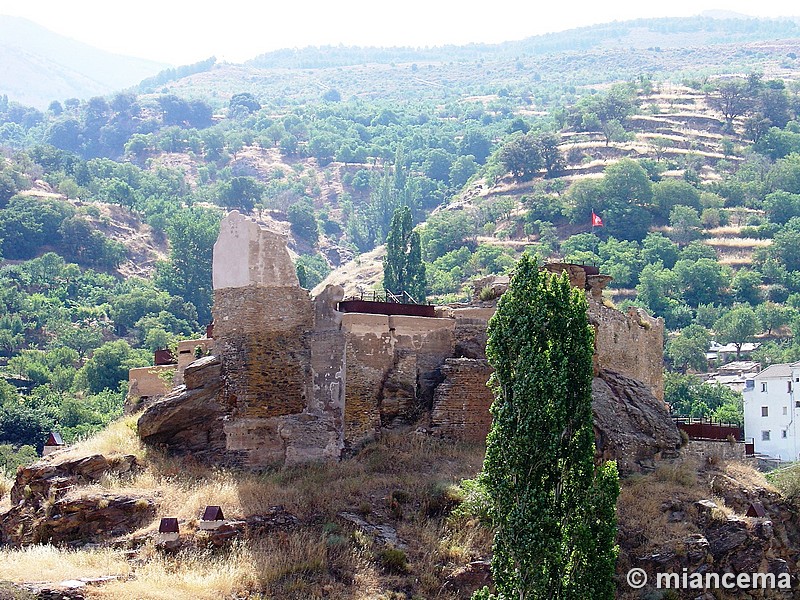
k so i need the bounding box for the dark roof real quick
[159,517,179,533]
[746,502,767,518]
[202,505,224,521]
[46,431,64,446]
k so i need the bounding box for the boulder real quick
[137,356,225,460]
[1,453,151,546]
[592,369,681,475]
[10,453,140,508]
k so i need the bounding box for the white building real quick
[743,362,800,461]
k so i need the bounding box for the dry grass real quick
[718,253,754,267]
[617,457,705,554]
[55,414,145,462]
[0,545,131,583]
[723,461,776,493]
[3,420,489,599]
[705,237,772,248]
[0,471,12,500]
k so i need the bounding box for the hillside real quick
[4,15,800,597]
[0,16,167,108]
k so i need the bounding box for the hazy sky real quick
[1,0,798,65]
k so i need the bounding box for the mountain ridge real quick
[0,15,168,108]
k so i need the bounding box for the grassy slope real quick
[0,415,782,599]
[1,416,490,599]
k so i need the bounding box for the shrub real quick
[377,547,409,574]
[424,482,463,517]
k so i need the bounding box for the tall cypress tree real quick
[475,255,618,600]
[383,205,426,303]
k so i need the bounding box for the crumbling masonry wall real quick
[591,302,664,401]
[138,214,667,467]
[341,313,454,448]
[429,358,494,441]
[429,268,665,441]
[211,211,344,466]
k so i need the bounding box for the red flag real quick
[591,211,604,227]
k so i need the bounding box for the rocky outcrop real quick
[0,453,149,546]
[137,355,225,462]
[430,365,679,474]
[592,369,681,475]
[620,470,800,600]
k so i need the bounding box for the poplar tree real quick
[383,205,426,302]
[475,255,619,600]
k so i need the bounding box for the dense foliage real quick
[3,25,800,464]
[476,256,618,599]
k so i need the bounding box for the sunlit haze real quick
[1,0,798,65]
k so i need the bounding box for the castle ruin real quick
[136,212,677,473]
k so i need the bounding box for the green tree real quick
[641,232,680,268]
[498,133,543,182]
[287,200,319,245]
[154,207,220,325]
[219,177,264,212]
[714,306,759,360]
[709,79,752,128]
[77,340,149,395]
[666,325,711,372]
[477,256,618,600]
[383,206,426,302]
[674,258,727,307]
[669,205,703,245]
[730,269,763,305]
[652,179,701,221]
[600,159,653,241]
[756,302,794,336]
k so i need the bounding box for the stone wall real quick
[175,338,214,385]
[590,301,664,401]
[430,268,666,442]
[682,439,747,463]
[213,285,313,420]
[429,358,494,441]
[127,366,173,412]
[341,312,455,448]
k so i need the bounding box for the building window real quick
[784,406,789,416]
[790,381,794,393]
[783,430,788,439]
[762,382,768,392]
[762,430,771,441]
[762,406,769,417]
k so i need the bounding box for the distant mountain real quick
[247,15,800,69]
[0,16,168,108]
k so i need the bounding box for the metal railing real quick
[345,289,428,305]
[671,415,744,441]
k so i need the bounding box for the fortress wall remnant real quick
[590,302,664,401]
[430,268,665,439]
[139,214,667,466]
[429,358,494,441]
[210,211,344,466]
[340,313,455,448]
